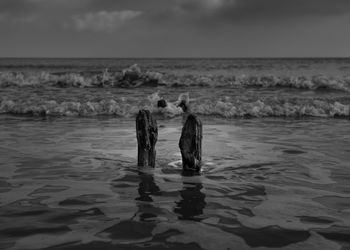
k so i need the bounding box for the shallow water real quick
[0,116,349,250]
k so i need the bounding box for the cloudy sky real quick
[0,0,350,57]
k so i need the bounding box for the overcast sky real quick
[1,0,350,57]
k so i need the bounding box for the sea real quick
[0,58,349,250]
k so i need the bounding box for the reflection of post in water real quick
[135,171,162,222]
[136,171,161,202]
[174,172,206,221]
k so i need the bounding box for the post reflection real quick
[135,171,161,202]
[135,170,162,222]
[174,171,206,221]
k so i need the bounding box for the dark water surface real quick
[0,116,349,249]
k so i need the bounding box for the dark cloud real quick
[0,0,36,15]
[2,0,350,21]
[169,0,350,23]
[0,0,350,57]
[0,0,83,23]
[230,0,350,19]
[0,0,167,15]
[3,0,349,28]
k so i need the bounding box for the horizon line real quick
[1,56,350,60]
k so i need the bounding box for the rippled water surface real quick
[0,116,349,249]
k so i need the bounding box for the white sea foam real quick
[1,70,350,92]
[0,91,349,118]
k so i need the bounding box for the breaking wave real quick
[1,65,349,118]
[1,66,350,92]
[1,91,349,118]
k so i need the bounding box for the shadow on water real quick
[174,171,206,222]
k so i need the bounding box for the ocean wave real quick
[1,64,350,92]
[193,99,350,118]
[1,92,349,118]
[0,65,165,88]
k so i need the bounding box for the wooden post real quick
[179,114,202,171]
[136,110,158,167]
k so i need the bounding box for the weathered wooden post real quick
[136,110,158,167]
[179,114,202,171]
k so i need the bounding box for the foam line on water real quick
[1,91,349,118]
[1,70,350,92]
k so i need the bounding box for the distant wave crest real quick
[1,64,350,92]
